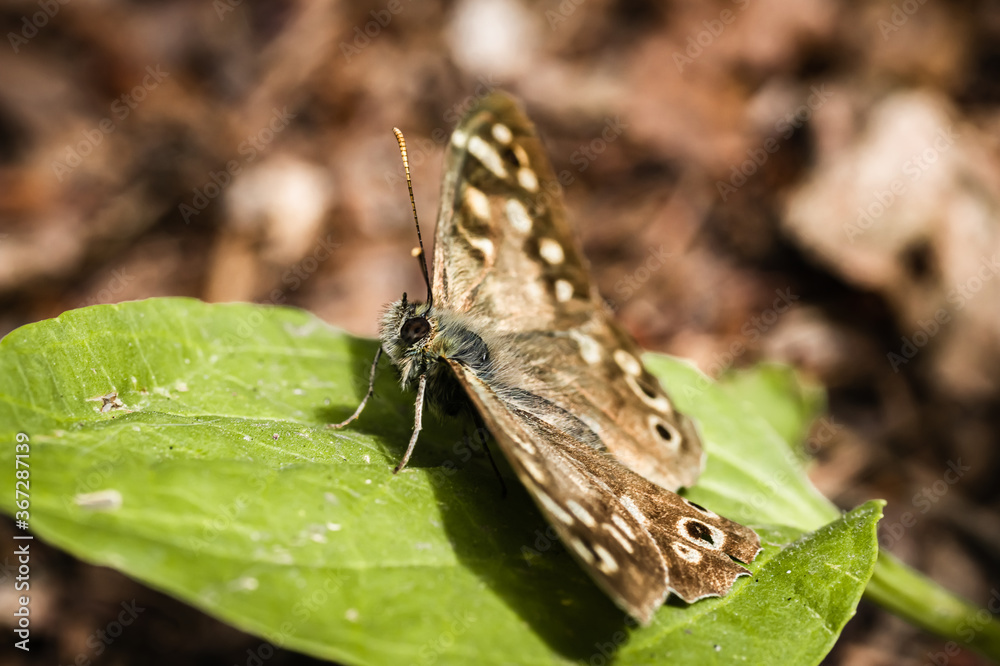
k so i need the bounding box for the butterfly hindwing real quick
[447,359,759,624]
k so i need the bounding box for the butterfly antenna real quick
[393,128,433,308]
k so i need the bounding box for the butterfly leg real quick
[471,412,507,498]
[393,373,427,473]
[328,347,382,429]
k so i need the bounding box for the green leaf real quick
[1,298,880,665]
[716,363,826,458]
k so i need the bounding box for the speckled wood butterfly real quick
[333,91,759,624]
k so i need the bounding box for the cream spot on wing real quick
[491,123,513,145]
[469,135,508,179]
[678,517,726,551]
[517,167,539,192]
[672,542,703,563]
[593,544,619,574]
[464,186,490,220]
[566,499,596,527]
[569,537,595,564]
[467,236,495,260]
[538,238,565,265]
[451,128,469,149]
[505,199,532,233]
[611,514,636,540]
[569,330,601,365]
[513,144,530,166]
[625,373,672,412]
[620,495,648,526]
[613,349,642,377]
[515,436,537,455]
[517,453,546,484]
[603,522,635,554]
[555,279,574,303]
[533,487,574,525]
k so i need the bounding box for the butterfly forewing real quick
[433,93,703,491]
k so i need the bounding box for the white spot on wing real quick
[464,186,490,220]
[516,451,546,484]
[593,544,619,574]
[468,236,495,260]
[491,123,513,144]
[566,499,596,527]
[555,279,574,303]
[569,330,601,365]
[673,541,703,563]
[518,167,539,192]
[620,495,648,526]
[538,238,565,265]
[613,349,642,377]
[451,128,469,149]
[533,486,574,525]
[469,135,508,179]
[603,522,635,554]
[569,537,595,564]
[611,514,636,540]
[506,199,532,233]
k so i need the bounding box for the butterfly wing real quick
[447,359,760,625]
[432,92,702,491]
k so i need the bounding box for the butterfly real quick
[332,91,760,625]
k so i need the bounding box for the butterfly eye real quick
[401,317,431,344]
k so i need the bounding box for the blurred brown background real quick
[1,0,999,664]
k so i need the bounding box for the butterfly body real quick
[341,92,760,625]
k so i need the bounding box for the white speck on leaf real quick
[74,489,123,511]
